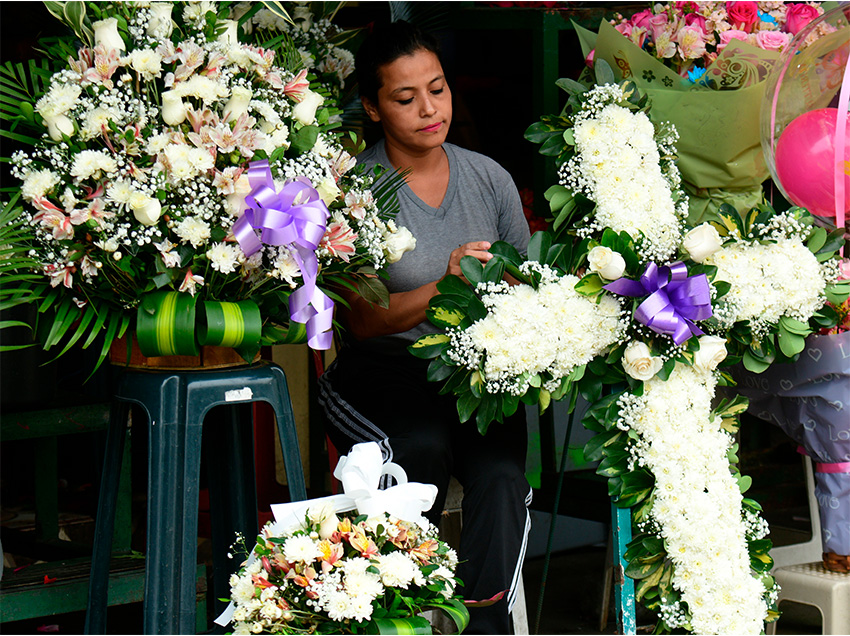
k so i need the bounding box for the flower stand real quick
[85,361,307,635]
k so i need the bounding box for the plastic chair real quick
[769,455,823,570]
[85,361,307,635]
[765,563,850,635]
[765,456,850,635]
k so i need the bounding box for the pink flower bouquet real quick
[574,1,832,224]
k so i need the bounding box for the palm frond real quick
[370,167,410,220]
[0,195,43,348]
[0,59,53,134]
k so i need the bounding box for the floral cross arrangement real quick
[218,442,471,635]
[1,1,414,367]
[410,67,848,634]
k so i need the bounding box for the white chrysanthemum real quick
[450,272,626,395]
[70,150,118,180]
[207,242,241,274]
[35,83,81,118]
[709,237,828,334]
[282,535,321,563]
[374,552,419,589]
[617,364,770,635]
[146,133,171,155]
[162,144,214,181]
[174,216,211,248]
[231,575,257,604]
[344,571,383,599]
[271,246,302,287]
[128,48,163,80]
[323,590,352,622]
[80,107,118,141]
[107,179,134,205]
[560,88,686,262]
[21,169,60,201]
[173,74,229,103]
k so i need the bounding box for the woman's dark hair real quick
[355,20,443,104]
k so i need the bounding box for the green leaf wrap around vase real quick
[136,291,199,357]
[197,300,262,349]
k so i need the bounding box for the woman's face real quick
[363,48,452,156]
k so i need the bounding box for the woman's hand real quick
[445,241,492,281]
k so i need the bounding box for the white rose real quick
[147,3,174,38]
[44,113,75,141]
[693,335,727,372]
[292,90,324,126]
[315,177,340,206]
[131,194,162,226]
[587,246,626,281]
[622,340,663,381]
[385,226,416,264]
[223,86,252,122]
[217,19,239,45]
[92,18,125,51]
[161,91,187,126]
[683,223,723,263]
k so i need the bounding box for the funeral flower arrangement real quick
[219,443,468,635]
[2,1,412,365]
[225,507,465,634]
[411,73,848,634]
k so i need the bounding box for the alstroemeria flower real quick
[283,69,310,102]
[82,45,122,89]
[33,198,74,240]
[45,263,75,289]
[178,269,204,296]
[320,218,357,262]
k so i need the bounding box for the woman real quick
[318,21,532,634]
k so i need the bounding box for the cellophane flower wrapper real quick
[575,19,776,224]
[731,331,850,555]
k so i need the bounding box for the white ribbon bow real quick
[214,442,438,627]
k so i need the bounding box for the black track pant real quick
[319,345,532,635]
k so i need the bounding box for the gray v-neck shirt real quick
[355,140,530,348]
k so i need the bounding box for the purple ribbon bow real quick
[232,160,333,350]
[603,261,713,345]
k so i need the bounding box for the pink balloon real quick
[775,107,850,218]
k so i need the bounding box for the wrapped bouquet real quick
[1,1,413,366]
[573,1,833,224]
[411,72,848,633]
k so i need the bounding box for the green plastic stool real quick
[85,361,307,635]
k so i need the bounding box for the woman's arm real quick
[341,241,493,340]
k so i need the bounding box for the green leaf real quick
[457,391,480,424]
[427,357,455,383]
[574,273,603,296]
[425,599,469,634]
[408,333,450,359]
[365,616,432,634]
[427,305,464,328]
[488,240,523,267]
[482,256,505,284]
[460,255,483,286]
[555,77,588,97]
[584,430,622,462]
[527,231,551,263]
[743,348,772,373]
[777,325,805,358]
[289,125,319,156]
[476,394,500,434]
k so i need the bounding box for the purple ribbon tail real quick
[233,160,334,350]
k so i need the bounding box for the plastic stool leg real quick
[144,378,203,635]
[205,404,258,621]
[268,365,307,501]
[85,400,130,635]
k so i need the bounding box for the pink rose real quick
[614,21,633,37]
[755,30,791,51]
[726,1,760,32]
[784,3,820,35]
[648,13,670,30]
[684,12,708,34]
[631,8,655,30]
[676,1,700,12]
[718,29,749,51]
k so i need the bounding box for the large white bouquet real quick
[2,1,413,363]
